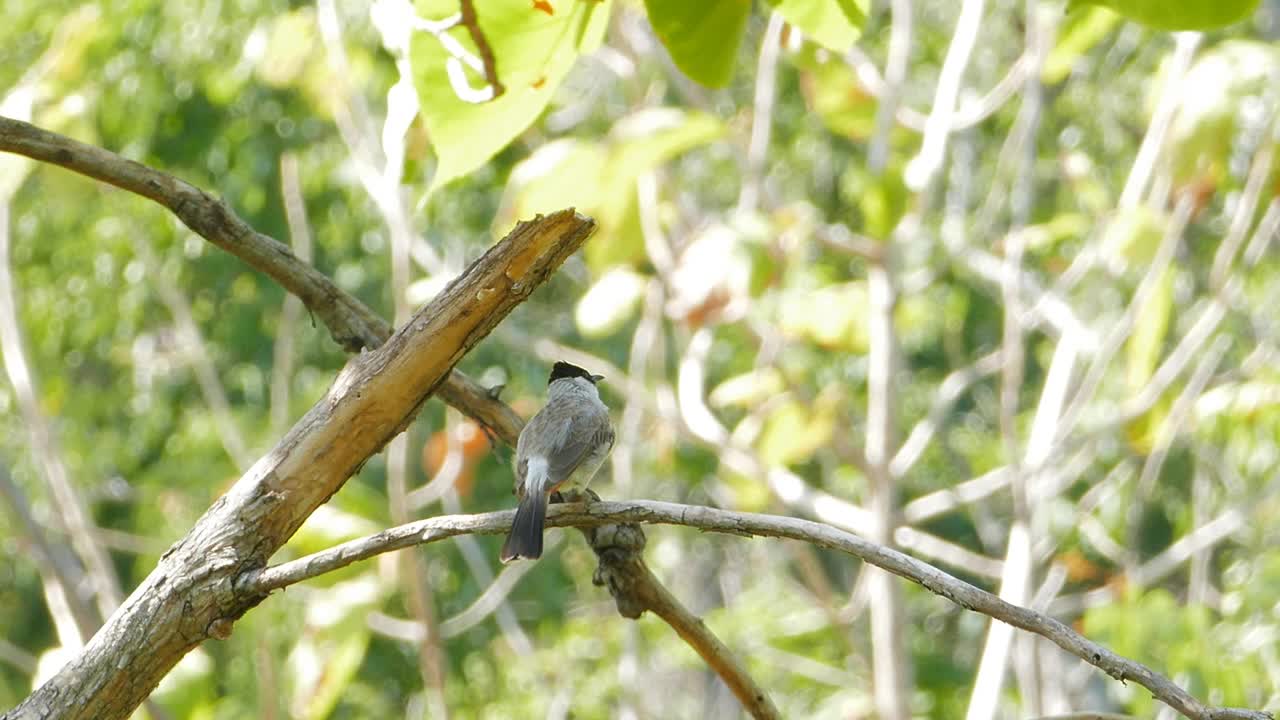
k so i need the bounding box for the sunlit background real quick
[1,0,1279,717]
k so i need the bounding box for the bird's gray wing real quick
[545,407,614,485]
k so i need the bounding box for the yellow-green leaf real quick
[779,282,869,351]
[498,109,724,270]
[769,0,867,52]
[1101,206,1167,274]
[1166,41,1280,187]
[1042,6,1119,84]
[709,368,786,408]
[793,47,877,140]
[1070,0,1258,30]
[757,395,837,467]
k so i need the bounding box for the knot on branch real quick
[559,489,650,619]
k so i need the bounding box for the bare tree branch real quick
[238,499,1269,720]
[271,153,311,439]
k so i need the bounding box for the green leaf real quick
[779,282,869,351]
[1042,5,1119,84]
[769,0,867,52]
[643,0,751,87]
[498,108,724,270]
[1100,205,1167,274]
[834,0,869,28]
[1083,588,1267,713]
[1166,41,1280,187]
[757,393,838,466]
[575,267,648,337]
[710,368,786,408]
[1126,265,1173,394]
[791,47,877,139]
[841,164,908,240]
[411,0,613,190]
[1069,0,1259,30]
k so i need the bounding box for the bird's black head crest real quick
[548,361,601,385]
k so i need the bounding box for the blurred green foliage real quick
[2,0,1279,718]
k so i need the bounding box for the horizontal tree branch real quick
[241,500,1270,720]
[0,116,525,446]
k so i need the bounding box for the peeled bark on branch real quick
[2,209,596,720]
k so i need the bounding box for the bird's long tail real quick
[500,462,549,562]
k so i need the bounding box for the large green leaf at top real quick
[769,0,867,52]
[644,0,751,87]
[1069,0,1258,30]
[411,0,612,190]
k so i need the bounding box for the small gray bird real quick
[500,361,615,563]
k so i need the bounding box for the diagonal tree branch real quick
[0,115,525,446]
[0,208,596,720]
[239,500,1269,720]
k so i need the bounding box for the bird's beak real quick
[591,374,605,383]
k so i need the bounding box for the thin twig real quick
[459,0,504,98]
[1118,34,1200,210]
[739,12,784,213]
[905,0,987,190]
[890,351,1003,478]
[868,0,913,172]
[0,198,123,623]
[1209,111,1276,288]
[845,46,1029,133]
[319,0,444,274]
[238,500,1270,720]
[1051,193,1195,458]
[138,240,253,472]
[272,153,311,438]
[864,261,909,720]
[0,466,97,644]
[1124,336,1231,565]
